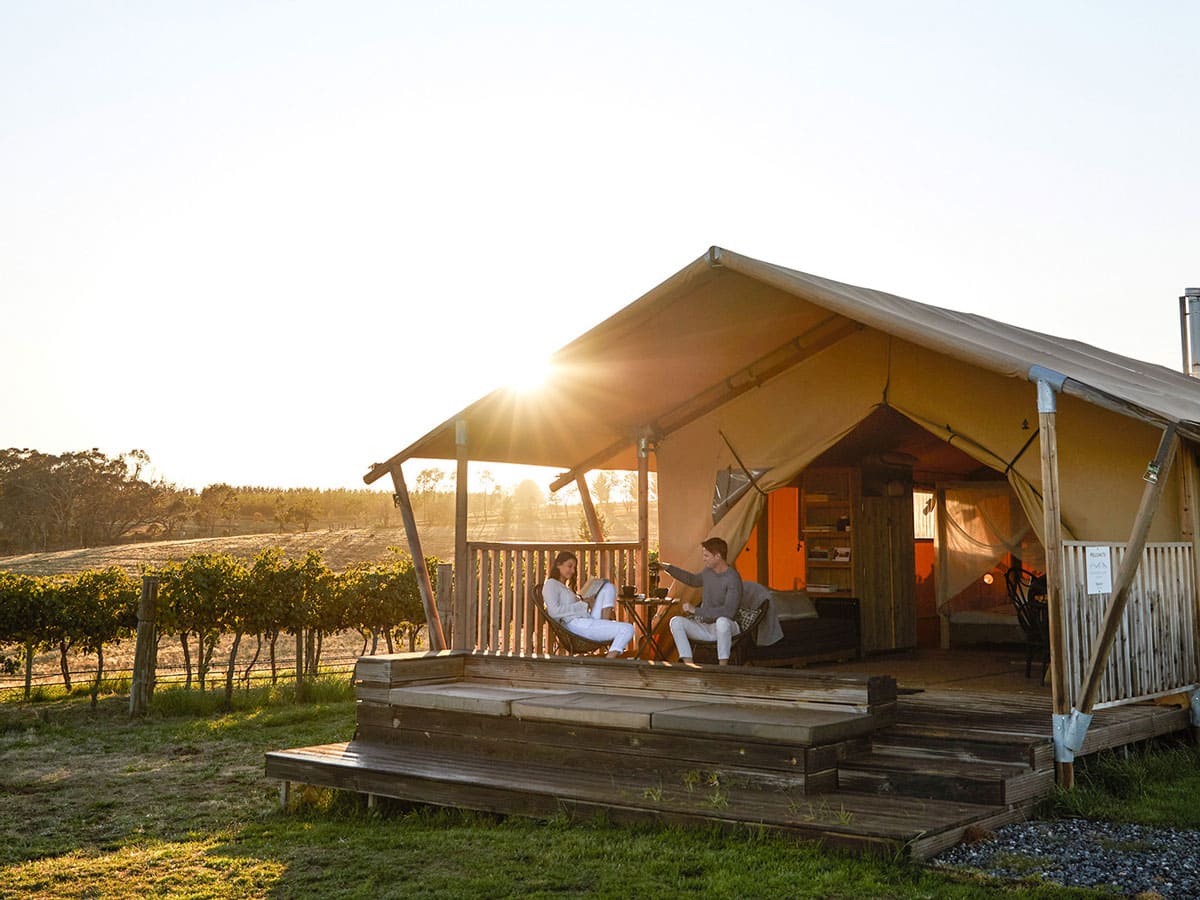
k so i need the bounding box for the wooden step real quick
[266,741,1026,859]
[357,703,857,794]
[872,727,1053,769]
[837,751,1052,806]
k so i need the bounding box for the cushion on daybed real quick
[771,590,819,621]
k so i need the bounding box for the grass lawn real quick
[0,678,1133,899]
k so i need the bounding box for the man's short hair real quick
[701,537,728,560]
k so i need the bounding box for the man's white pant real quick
[670,615,740,661]
[564,582,634,653]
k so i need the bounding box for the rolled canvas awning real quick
[365,247,1200,485]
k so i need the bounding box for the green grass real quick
[0,684,1128,899]
[1037,737,1200,827]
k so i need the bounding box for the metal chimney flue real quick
[1182,287,1200,378]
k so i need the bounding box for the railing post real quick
[453,420,471,651]
[436,563,454,649]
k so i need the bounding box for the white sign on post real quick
[1085,545,1113,595]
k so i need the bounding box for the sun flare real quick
[505,355,554,393]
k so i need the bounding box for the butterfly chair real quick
[531,584,609,656]
[1005,565,1050,681]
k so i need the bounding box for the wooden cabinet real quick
[801,467,916,653]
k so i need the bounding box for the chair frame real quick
[531,584,609,656]
[1005,565,1050,681]
[690,605,765,666]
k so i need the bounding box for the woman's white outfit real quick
[542,578,634,653]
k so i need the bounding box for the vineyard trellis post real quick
[129,574,159,717]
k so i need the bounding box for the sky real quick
[2,1,1198,492]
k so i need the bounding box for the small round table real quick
[617,596,678,660]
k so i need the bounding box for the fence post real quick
[129,575,159,717]
[437,563,454,649]
[24,643,33,701]
[295,628,306,701]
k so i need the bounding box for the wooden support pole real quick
[129,575,159,717]
[1078,426,1180,713]
[756,501,770,585]
[279,781,292,810]
[453,420,471,651]
[637,437,650,593]
[437,562,454,649]
[577,474,604,542]
[390,465,447,651]
[1036,378,1072,788]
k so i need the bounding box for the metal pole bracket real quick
[1052,708,1094,764]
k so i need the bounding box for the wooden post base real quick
[279,780,292,810]
[1055,761,1075,790]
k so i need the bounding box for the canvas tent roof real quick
[365,247,1200,484]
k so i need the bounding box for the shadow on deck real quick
[266,652,1190,860]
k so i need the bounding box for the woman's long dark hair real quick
[549,550,578,590]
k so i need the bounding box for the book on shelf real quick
[805,583,837,594]
[832,547,851,562]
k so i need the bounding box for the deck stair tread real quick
[266,740,1020,844]
[839,752,1031,779]
[509,692,710,730]
[389,681,573,715]
[648,700,876,744]
[870,730,1048,765]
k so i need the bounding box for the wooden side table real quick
[618,596,677,660]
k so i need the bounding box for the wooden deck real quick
[266,652,1191,860]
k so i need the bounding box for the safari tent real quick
[364,246,1200,768]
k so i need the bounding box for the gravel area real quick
[933,820,1200,898]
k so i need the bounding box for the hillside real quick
[0,506,659,576]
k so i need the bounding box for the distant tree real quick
[415,468,444,523]
[512,479,543,521]
[196,483,239,537]
[288,496,319,533]
[622,472,638,513]
[0,448,176,552]
[479,470,495,521]
[577,509,610,541]
[590,472,614,508]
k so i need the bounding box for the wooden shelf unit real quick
[800,468,859,598]
[800,466,916,653]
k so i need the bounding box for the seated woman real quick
[661,537,743,665]
[542,550,635,658]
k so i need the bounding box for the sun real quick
[505,355,554,393]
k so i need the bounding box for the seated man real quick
[660,537,743,665]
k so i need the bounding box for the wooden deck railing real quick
[464,541,642,653]
[1061,541,1199,709]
